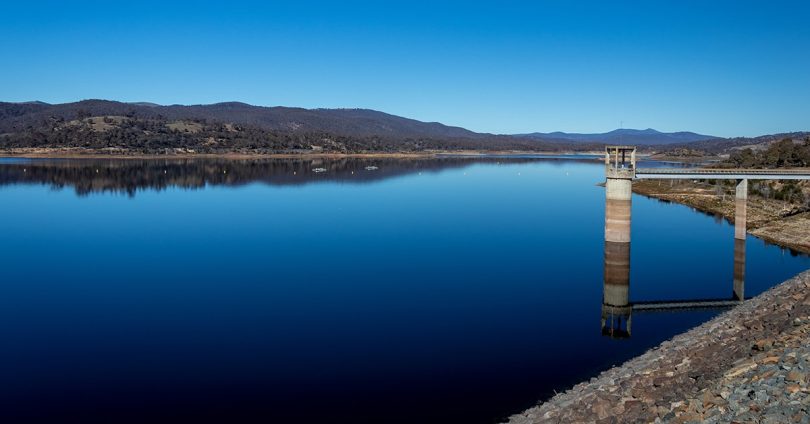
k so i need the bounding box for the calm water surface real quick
[0,156,807,423]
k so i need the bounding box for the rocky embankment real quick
[632,179,810,254]
[508,270,810,423]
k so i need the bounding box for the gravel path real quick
[507,270,810,423]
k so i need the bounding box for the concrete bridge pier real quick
[735,179,748,240]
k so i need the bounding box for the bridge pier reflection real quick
[733,238,746,300]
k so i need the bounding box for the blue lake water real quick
[0,156,807,423]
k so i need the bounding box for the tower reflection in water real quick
[601,241,632,338]
[601,238,747,339]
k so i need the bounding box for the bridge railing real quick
[636,168,810,175]
[634,168,810,180]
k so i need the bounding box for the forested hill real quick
[0,100,588,153]
[664,132,810,154]
[0,100,485,139]
[724,138,810,168]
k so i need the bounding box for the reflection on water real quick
[0,155,687,197]
[602,241,632,338]
[602,235,748,338]
[0,156,595,196]
[0,156,805,424]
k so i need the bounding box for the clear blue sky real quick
[1,1,808,137]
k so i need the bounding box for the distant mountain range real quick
[0,100,803,154]
[515,128,720,145]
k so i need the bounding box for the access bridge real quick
[600,146,810,338]
[635,167,810,181]
[604,145,810,242]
